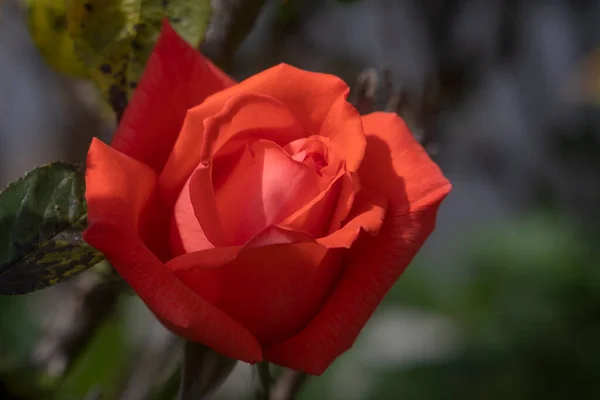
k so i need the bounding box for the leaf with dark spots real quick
[64,0,213,117]
[0,163,104,295]
[100,63,112,74]
[24,0,88,77]
[0,229,104,295]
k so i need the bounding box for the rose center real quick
[284,136,329,175]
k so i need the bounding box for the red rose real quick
[83,22,451,375]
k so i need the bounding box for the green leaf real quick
[0,162,104,295]
[64,0,212,117]
[179,341,237,399]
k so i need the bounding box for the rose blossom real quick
[83,22,451,375]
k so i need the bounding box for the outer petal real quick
[358,113,452,206]
[111,21,234,173]
[264,113,451,374]
[160,64,366,200]
[168,232,345,346]
[319,96,366,172]
[83,138,262,363]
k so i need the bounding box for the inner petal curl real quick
[211,139,322,245]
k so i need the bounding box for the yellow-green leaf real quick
[64,0,212,116]
[24,0,88,77]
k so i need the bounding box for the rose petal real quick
[160,93,305,206]
[326,171,359,233]
[169,226,314,274]
[264,113,451,374]
[167,230,345,346]
[169,167,215,256]
[84,138,262,363]
[279,170,355,238]
[111,21,235,173]
[319,94,366,172]
[208,139,322,246]
[244,225,315,249]
[317,188,387,249]
[283,136,333,179]
[168,94,306,253]
[160,64,365,202]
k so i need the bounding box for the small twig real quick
[351,68,379,114]
[271,369,309,400]
[383,69,408,114]
[352,68,443,159]
[418,78,442,158]
[179,341,238,400]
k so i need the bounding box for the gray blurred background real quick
[2,0,600,399]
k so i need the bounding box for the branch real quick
[351,68,379,115]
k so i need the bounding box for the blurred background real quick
[2,0,600,398]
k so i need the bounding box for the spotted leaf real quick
[64,0,212,117]
[0,163,104,295]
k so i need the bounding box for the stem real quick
[178,341,237,400]
[271,370,309,400]
[256,361,273,400]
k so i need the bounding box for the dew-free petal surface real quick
[317,188,387,249]
[168,94,305,252]
[84,138,262,363]
[168,234,345,346]
[111,21,235,173]
[211,139,321,245]
[280,170,354,238]
[160,65,364,201]
[264,113,451,374]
